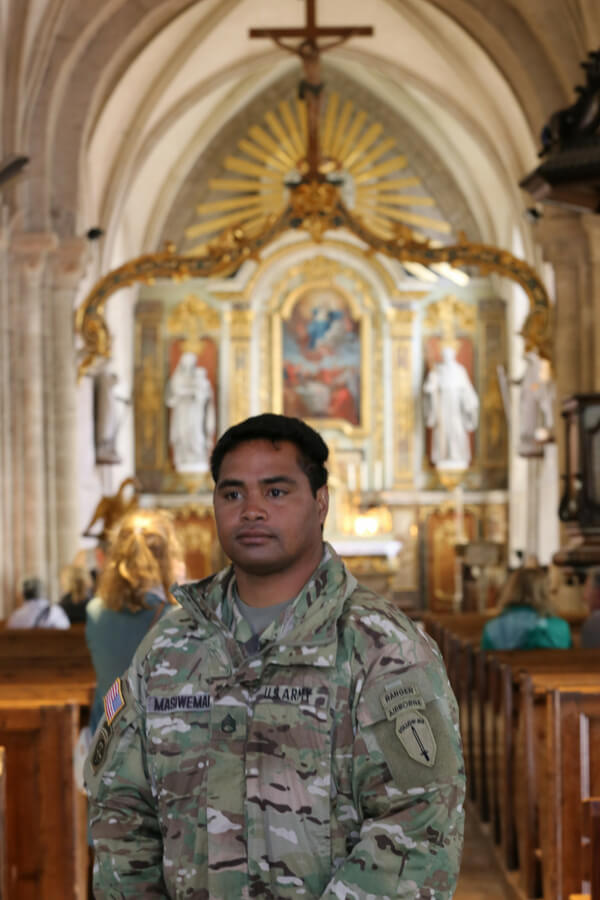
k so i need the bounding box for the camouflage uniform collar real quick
[173,544,357,667]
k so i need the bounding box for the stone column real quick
[50,238,88,574]
[536,208,588,401]
[536,210,588,533]
[0,210,12,614]
[10,232,58,587]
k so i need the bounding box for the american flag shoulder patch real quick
[104,677,126,725]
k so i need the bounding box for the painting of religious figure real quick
[282,285,361,426]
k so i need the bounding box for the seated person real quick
[59,564,93,625]
[481,566,571,650]
[580,567,600,648]
[7,577,70,629]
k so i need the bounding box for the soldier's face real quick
[213,439,328,579]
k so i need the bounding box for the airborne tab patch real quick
[103,677,125,725]
[394,711,437,767]
[381,683,425,720]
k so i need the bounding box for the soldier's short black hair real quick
[210,414,328,496]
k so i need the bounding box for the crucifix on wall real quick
[249,0,373,179]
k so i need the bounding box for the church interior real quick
[1,0,600,896]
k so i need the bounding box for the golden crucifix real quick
[249,0,373,180]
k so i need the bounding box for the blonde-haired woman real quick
[481,566,571,650]
[86,509,184,732]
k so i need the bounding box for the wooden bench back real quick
[543,689,600,900]
[0,701,87,899]
[0,746,5,900]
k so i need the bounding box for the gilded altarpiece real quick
[131,266,508,610]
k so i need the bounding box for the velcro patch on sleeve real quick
[103,677,126,725]
[394,711,437,767]
[90,723,112,773]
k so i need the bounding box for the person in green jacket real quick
[85,413,465,899]
[481,565,572,650]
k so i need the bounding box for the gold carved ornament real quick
[75,199,552,378]
[75,95,552,376]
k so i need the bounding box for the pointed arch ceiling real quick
[5,0,587,251]
[67,0,543,269]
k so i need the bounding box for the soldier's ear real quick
[316,485,329,524]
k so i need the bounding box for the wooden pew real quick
[0,625,95,706]
[471,649,600,874]
[0,701,87,899]
[0,628,96,897]
[568,798,600,900]
[543,689,600,900]
[0,746,6,900]
[514,673,600,898]
[584,798,600,900]
[425,612,600,900]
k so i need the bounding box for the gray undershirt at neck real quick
[234,592,293,637]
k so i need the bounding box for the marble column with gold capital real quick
[9,232,58,597]
[50,238,88,575]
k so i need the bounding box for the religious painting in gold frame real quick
[271,279,371,436]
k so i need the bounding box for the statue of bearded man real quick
[423,345,480,470]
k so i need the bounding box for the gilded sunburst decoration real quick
[183,92,452,256]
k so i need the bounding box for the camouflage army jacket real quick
[86,546,465,899]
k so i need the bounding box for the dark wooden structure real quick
[520,50,600,213]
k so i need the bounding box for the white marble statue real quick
[165,351,216,473]
[94,369,128,465]
[423,345,480,469]
[518,351,555,457]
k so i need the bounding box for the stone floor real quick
[454,805,520,899]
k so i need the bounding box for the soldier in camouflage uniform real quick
[86,414,465,898]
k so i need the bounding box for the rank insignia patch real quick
[394,711,437,767]
[104,677,125,725]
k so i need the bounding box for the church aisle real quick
[455,805,520,899]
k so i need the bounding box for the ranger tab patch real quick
[380,683,425,720]
[104,677,125,725]
[394,711,437,767]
